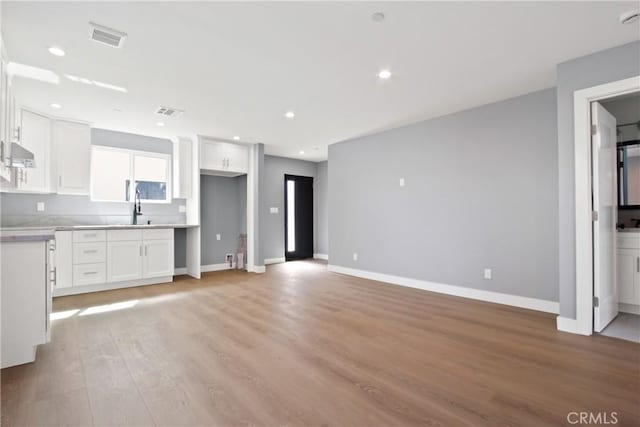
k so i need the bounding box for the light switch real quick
[270,207,279,214]
[216,234,221,241]
[178,205,186,213]
[399,178,405,187]
[484,268,492,280]
[36,202,45,212]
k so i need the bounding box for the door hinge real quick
[593,296,599,308]
[592,210,599,222]
[591,124,597,136]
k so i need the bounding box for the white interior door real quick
[592,102,618,332]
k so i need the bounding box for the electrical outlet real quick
[353,253,358,261]
[484,268,492,280]
[178,205,186,213]
[216,234,221,241]
[36,202,45,212]
[270,207,279,214]
[399,178,405,187]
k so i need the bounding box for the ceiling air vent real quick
[155,106,184,117]
[89,22,127,48]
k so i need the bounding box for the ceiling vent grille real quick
[89,22,127,48]
[155,106,184,117]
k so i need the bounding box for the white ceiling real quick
[2,1,639,162]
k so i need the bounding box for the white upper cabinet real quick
[54,120,91,195]
[17,109,51,193]
[200,139,248,176]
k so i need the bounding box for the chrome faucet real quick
[132,188,143,225]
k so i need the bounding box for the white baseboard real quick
[619,303,640,315]
[202,263,236,273]
[248,265,266,273]
[265,257,286,265]
[174,267,187,275]
[53,276,173,297]
[327,264,559,314]
[313,253,328,260]
[556,316,581,334]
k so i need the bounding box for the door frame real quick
[571,75,640,335]
[284,174,314,261]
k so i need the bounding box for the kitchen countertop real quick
[618,228,640,233]
[0,224,199,232]
[1,228,56,242]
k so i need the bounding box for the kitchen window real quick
[91,146,171,203]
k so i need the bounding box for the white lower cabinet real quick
[143,239,174,278]
[107,240,143,282]
[53,227,174,296]
[617,232,640,311]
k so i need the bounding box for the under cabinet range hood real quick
[9,142,35,168]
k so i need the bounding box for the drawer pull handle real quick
[83,271,98,275]
[84,250,98,254]
[637,257,639,273]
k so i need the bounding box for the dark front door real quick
[284,174,313,260]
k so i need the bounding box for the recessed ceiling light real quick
[378,69,392,79]
[50,103,62,109]
[156,122,165,127]
[620,9,639,24]
[233,136,240,141]
[372,12,385,22]
[48,46,65,57]
[299,150,305,155]
[285,111,295,119]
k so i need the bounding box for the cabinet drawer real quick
[618,233,640,250]
[73,230,106,243]
[107,229,142,242]
[142,228,173,241]
[73,242,106,264]
[73,263,106,286]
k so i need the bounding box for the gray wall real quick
[315,161,329,255]
[92,128,172,154]
[329,88,558,302]
[262,155,317,260]
[200,174,246,265]
[557,41,640,318]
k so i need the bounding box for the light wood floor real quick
[2,260,639,426]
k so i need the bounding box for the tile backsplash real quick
[0,193,186,227]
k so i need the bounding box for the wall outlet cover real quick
[484,268,492,280]
[353,253,358,261]
[178,205,186,213]
[216,234,221,241]
[36,202,45,212]
[270,207,279,214]
[399,178,405,187]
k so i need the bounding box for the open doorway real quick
[284,174,314,261]
[594,93,640,342]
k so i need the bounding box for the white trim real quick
[247,144,255,272]
[619,303,640,315]
[52,276,173,297]
[328,265,559,314]
[556,316,580,334]
[313,253,328,260]
[248,265,266,273]
[264,257,285,265]
[174,267,187,275]
[573,76,640,336]
[201,263,236,273]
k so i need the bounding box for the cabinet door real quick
[54,231,73,289]
[19,110,50,192]
[617,249,638,305]
[200,140,226,171]
[107,240,143,282]
[225,143,248,173]
[143,239,174,278]
[54,120,90,195]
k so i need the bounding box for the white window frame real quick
[90,145,172,204]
